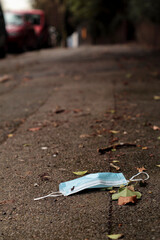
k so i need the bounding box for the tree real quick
[67,0,127,43]
[128,0,160,24]
[32,0,71,46]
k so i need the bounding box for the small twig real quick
[98,143,137,154]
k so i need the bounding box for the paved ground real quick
[0,45,160,240]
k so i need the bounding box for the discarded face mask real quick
[34,172,149,200]
[59,172,128,196]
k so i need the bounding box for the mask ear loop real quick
[34,192,63,201]
[129,172,149,182]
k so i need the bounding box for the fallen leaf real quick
[0,199,14,205]
[110,130,119,134]
[28,127,41,132]
[157,136,160,140]
[142,147,148,150]
[109,190,116,194]
[0,74,11,83]
[112,160,120,163]
[118,186,126,192]
[52,121,59,127]
[112,187,141,200]
[80,134,91,138]
[23,143,31,147]
[109,110,115,114]
[149,154,154,157]
[110,163,120,170]
[54,107,65,114]
[127,185,135,191]
[73,109,82,113]
[136,167,146,172]
[96,128,108,135]
[118,195,137,205]
[152,125,160,131]
[95,119,103,123]
[154,96,160,100]
[79,144,84,148]
[8,134,13,138]
[73,170,88,176]
[39,173,51,181]
[107,234,123,239]
[156,165,160,167]
[126,73,133,78]
[111,149,117,152]
[111,137,119,143]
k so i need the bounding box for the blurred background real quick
[0,0,160,57]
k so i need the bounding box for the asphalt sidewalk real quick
[0,45,160,240]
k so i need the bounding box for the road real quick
[0,45,160,240]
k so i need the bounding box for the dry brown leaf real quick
[80,134,91,138]
[110,190,116,194]
[28,127,41,132]
[111,137,119,143]
[109,130,120,134]
[39,173,51,181]
[0,75,11,83]
[73,109,82,113]
[8,134,13,138]
[127,185,135,191]
[154,96,160,100]
[136,167,146,172]
[54,107,65,114]
[152,125,160,131]
[79,144,84,148]
[118,195,137,205]
[52,122,59,127]
[0,199,14,205]
[142,147,148,150]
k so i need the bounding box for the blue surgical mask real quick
[34,172,149,200]
[59,172,128,196]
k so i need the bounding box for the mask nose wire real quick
[129,172,149,182]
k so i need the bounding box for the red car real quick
[4,11,37,52]
[22,9,51,48]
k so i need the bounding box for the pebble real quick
[41,147,48,150]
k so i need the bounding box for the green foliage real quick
[128,0,160,23]
[32,0,160,43]
[67,0,126,41]
[112,187,142,200]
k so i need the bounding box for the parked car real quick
[0,3,7,58]
[22,9,52,48]
[4,11,37,52]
